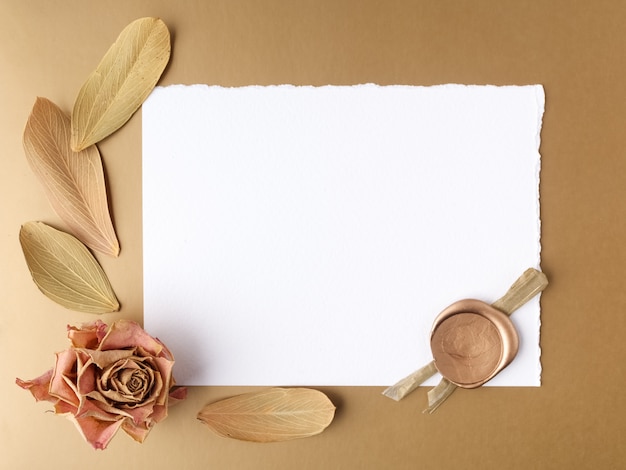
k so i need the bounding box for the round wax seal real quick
[430,299,519,389]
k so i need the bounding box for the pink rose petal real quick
[99,320,163,356]
[67,320,107,348]
[73,414,123,450]
[152,356,174,384]
[49,350,80,407]
[16,369,53,402]
[149,403,168,423]
[123,403,155,425]
[76,362,97,396]
[169,386,188,404]
[54,399,78,415]
[77,394,132,421]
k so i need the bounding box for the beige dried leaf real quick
[71,17,170,151]
[23,97,119,257]
[197,388,336,443]
[19,221,120,314]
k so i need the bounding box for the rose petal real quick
[121,403,155,425]
[72,414,123,450]
[121,419,152,443]
[54,399,78,415]
[76,395,132,422]
[76,362,98,396]
[83,389,110,406]
[67,320,108,348]
[78,398,116,418]
[85,348,135,369]
[138,361,163,404]
[149,386,187,423]
[149,403,168,423]
[151,356,174,383]
[149,357,174,405]
[99,320,163,356]
[49,350,80,407]
[16,369,54,402]
[154,337,174,360]
[168,386,188,405]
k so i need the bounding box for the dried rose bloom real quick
[17,320,186,450]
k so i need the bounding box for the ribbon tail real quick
[382,361,438,401]
[424,378,457,413]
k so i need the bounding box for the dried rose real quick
[17,320,187,450]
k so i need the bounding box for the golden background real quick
[2,1,625,468]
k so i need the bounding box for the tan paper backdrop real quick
[2,1,625,468]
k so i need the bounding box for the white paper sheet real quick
[143,84,544,386]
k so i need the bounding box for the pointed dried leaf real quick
[23,97,119,257]
[19,221,120,314]
[71,17,170,151]
[197,388,335,443]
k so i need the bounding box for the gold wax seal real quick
[430,300,518,388]
[383,268,548,412]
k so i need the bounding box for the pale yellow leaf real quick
[23,97,119,257]
[71,17,170,151]
[197,388,336,443]
[19,221,120,314]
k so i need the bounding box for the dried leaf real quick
[23,97,119,257]
[71,17,170,151]
[19,221,120,314]
[197,388,335,443]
